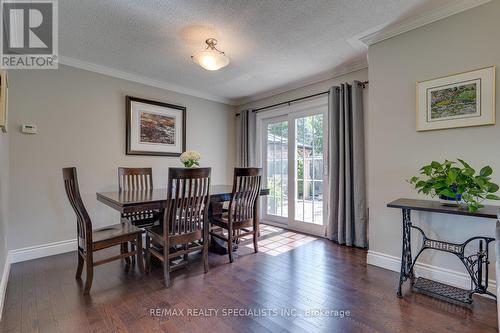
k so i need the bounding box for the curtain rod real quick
[236,81,368,116]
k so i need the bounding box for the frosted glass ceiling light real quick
[191,38,229,71]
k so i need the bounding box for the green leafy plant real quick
[409,159,500,212]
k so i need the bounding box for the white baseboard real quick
[367,250,496,295]
[0,254,11,322]
[9,239,77,264]
[261,220,326,237]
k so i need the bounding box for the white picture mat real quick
[129,101,183,153]
[417,67,495,131]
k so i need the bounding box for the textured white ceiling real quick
[59,0,459,104]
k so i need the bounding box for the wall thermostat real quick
[21,124,37,134]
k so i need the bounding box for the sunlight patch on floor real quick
[241,225,317,256]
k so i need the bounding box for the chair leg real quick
[183,243,188,262]
[83,256,93,295]
[203,229,209,273]
[163,253,171,288]
[76,251,84,279]
[227,225,234,263]
[136,234,145,274]
[131,242,136,267]
[145,234,151,273]
[123,242,131,272]
[253,229,259,254]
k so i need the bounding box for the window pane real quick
[313,181,323,224]
[294,114,324,225]
[297,179,304,200]
[295,198,304,222]
[266,120,288,218]
[314,159,323,180]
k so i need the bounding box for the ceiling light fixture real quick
[191,38,229,71]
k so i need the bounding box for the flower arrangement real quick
[180,150,201,168]
[409,159,500,212]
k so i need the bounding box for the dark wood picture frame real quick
[126,96,186,156]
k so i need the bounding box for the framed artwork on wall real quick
[416,66,495,131]
[126,96,186,156]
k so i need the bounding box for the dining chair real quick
[118,167,160,227]
[62,167,144,294]
[118,167,162,266]
[144,167,211,287]
[209,167,262,263]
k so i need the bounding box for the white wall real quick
[0,130,9,280]
[7,65,236,250]
[367,1,500,278]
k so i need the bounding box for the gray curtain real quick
[327,81,367,248]
[238,109,256,167]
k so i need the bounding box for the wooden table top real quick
[97,185,269,213]
[387,198,499,219]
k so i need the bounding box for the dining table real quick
[96,185,269,253]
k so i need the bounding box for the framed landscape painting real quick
[126,96,186,156]
[416,66,495,131]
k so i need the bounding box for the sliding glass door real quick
[261,100,327,236]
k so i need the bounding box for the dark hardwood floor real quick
[0,225,497,333]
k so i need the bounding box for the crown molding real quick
[234,57,368,106]
[359,0,491,46]
[58,56,234,105]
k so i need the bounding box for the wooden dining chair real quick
[118,167,161,266]
[118,167,160,227]
[210,168,262,263]
[144,167,211,288]
[62,167,144,295]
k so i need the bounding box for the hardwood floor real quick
[0,225,497,333]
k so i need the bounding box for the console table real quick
[387,198,498,304]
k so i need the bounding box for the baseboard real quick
[367,250,496,295]
[261,220,326,238]
[0,254,11,322]
[9,239,77,264]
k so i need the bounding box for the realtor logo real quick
[0,0,58,68]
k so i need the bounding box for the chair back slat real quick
[118,168,156,223]
[229,168,262,223]
[118,167,153,192]
[62,167,92,248]
[165,168,211,238]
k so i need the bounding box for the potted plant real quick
[409,159,500,212]
[180,150,201,168]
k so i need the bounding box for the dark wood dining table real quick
[96,185,269,253]
[97,185,269,213]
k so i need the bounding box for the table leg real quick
[398,208,413,298]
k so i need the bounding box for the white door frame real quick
[256,96,328,237]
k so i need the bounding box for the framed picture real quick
[126,96,186,156]
[416,66,495,131]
